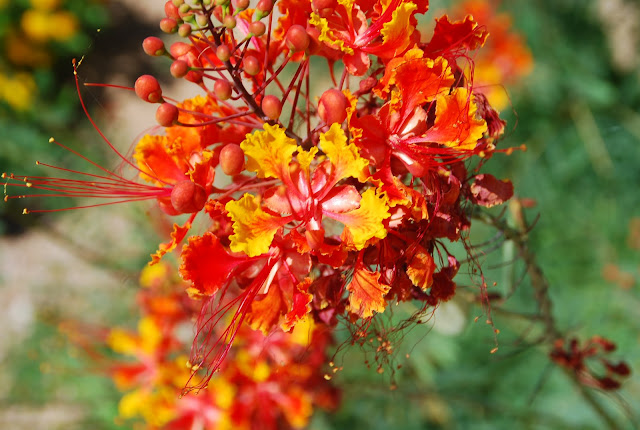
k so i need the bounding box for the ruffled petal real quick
[319,123,369,184]
[347,264,390,318]
[424,88,487,150]
[226,193,290,257]
[282,278,313,332]
[149,221,192,265]
[406,245,436,290]
[134,135,186,185]
[179,232,248,296]
[329,188,390,250]
[241,124,297,179]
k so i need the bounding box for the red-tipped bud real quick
[170,42,192,58]
[219,144,245,176]
[285,25,310,53]
[171,180,207,213]
[170,60,189,78]
[249,21,266,37]
[143,37,166,56]
[178,23,192,37]
[216,45,231,62]
[160,18,178,33]
[261,95,282,120]
[135,75,163,103]
[255,0,273,19]
[214,79,232,100]
[223,15,236,29]
[234,0,250,10]
[318,89,348,125]
[243,55,261,76]
[156,103,179,127]
[165,1,180,19]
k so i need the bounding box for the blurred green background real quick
[1,0,639,429]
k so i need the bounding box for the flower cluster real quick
[550,336,631,390]
[6,0,519,396]
[67,262,338,429]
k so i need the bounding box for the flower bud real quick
[196,13,209,27]
[170,41,192,58]
[234,0,250,10]
[216,45,231,62]
[214,79,232,100]
[249,21,266,37]
[142,37,166,56]
[219,144,245,176]
[178,23,192,37]
[135,75,163,103]
[285,25,310,53]
[243,55,261,76]
[160,18,178,33]
[165,1,180,19]
[318,89,348,125]
[156,103,179,127]
[170,60,189,78]
[223,15,236,29]
[255,0,273,20]
[171,180,207,213]
[261,95,282,120]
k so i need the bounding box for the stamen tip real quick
[22,208,29,215]
[3,196,8,202]
[1,172,6,179]
[49,137,54,143]
[35,161,40,165]
[26,182,32,188]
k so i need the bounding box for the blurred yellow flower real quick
[21,8,78,43]
[29,0,61,11]
[0,72,36,111]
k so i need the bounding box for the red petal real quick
[179,233,248,295]
[470,174,514,207]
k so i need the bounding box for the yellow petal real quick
[380,2,417,52]
[338,189,390,250]
[319,123,369,183]
[347,265,390,318]
[226,193,287,256]
[309,13,354,55]
[241,124,297,179]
